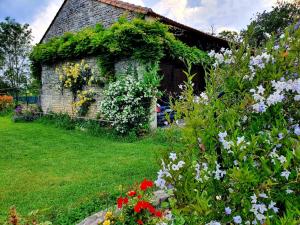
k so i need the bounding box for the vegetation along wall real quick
[31,16,210,128]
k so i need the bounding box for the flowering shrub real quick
[56,60,97,116]
[100,66,160,134]
[0,95,13,111]
[101,179,171,225]
[13,104,41,122]
[155,24,300,224]
[73,89,96,116]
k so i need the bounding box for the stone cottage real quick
[39,0,228,127]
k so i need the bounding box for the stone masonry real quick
[42,57,144,117]
[40,0,150,120]
[42,0,138,42]
[41,57,103,118]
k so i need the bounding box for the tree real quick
[0,17,32,98]
[218,30,241,43]
[242,0,300,46]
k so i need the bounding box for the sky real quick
[0,0,290,43]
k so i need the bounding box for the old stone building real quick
[40,0,228,126]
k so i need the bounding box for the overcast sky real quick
[0,0,290,43]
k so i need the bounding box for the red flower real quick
[140,179,154,191]
[128,191,136,197]
[155,210,163,218]
[134,200,159,216]
[137,219,144,224]
[137,195,142,199]
[117,197,129,209]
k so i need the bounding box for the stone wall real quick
[41,57,103,118]
[42,0,138,42]
[41,57,157,128]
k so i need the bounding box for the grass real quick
[0,116,166,224]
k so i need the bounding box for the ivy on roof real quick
[30,18,210,81]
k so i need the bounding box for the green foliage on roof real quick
[30,18,210,81]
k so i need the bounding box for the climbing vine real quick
[56,60,96,116]
[30,18,210,82]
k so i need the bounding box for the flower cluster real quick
[251,77,300,113]
[100,69,159,134]
[101,179,169,225]
[155,152,185,189]
[208,48,234,67]
[73,89,96,116]
[0,95,13,111]
[56,60,94,99]
[154,24,300,224]
[13,104,41,122]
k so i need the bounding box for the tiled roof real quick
[40,0,228,44]
[97,0,152,14]
[97,0,227,43]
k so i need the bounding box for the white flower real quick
[294,95,300,101]
[233,215,242,224]
[225,207,232,215]
[214,162,226,180]
[268,201,279,213]
[286,189,294,194]
[172,164,179,171]
[218,131,227,141]
[169,152,177,161]
[177,161,185,168]
[257,85,265,95]
[274,45,280,50]
[258,193,268,198]
[278,155,287,164]
[206,221,221,225]
[237,136,245,145]
[251,194,257,203]
[294,125,300,136]
[195,163,202,182]
[155,177,166,189]
[253,102,267,113]
[281,170,291,180]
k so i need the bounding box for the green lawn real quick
[0,116,165,223]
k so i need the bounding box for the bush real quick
[154,24,300,224]
[0,95,13,113]
[38,113,76,130]
[30,18,209,82]
[100,65,160,135]
[13,104,41,122]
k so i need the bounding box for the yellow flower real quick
[103,220,110,225]
[105,211,113,220]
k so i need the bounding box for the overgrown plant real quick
[73,89,96,117]
[30,18,209,82]
[56,60,96,116]
[100,65,161,134]
[154,24,300,224]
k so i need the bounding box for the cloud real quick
[30,0,64,43]
[152,0,283,33]
[122,0,145,6]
